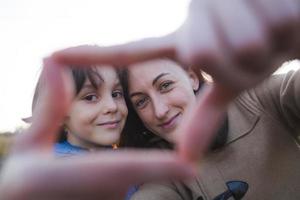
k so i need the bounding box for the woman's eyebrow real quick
[152,73,170,86]
[130,73,170,98]
[130,92,144,98]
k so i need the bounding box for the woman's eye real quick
[159,81,173,91]
[135,97,148,109]
[112,90,124,98]
[83,94,98,102]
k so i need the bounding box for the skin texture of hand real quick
[52,0,300,163]
[0,58,195,200]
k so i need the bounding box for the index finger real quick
[12,58,73,153]
[52,34,176,67]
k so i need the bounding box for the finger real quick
[176,0,261,92]
[176,0,239,89]
[211,0,270,73]
[23,151,195,199]
[177,83,237,163]
[52,35,176,67]
[176,0,224,74]
[13,58,74,153]
[248,0,300,52]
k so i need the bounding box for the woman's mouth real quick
[159,113,180,130]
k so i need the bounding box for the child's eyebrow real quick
[114,81,122,87]
[92,73,104,84]
[81,84,98,90]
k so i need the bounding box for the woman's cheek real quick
[138,108,153,125]
[169,90,195,106]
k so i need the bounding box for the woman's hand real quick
[52,0,299,163]
[0,58,194,200]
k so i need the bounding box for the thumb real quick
[177,83,237,163]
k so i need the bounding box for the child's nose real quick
[102,96,118,114]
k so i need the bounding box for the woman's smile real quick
[158,113,181,131]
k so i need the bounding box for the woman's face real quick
[128,59,199,142]
[66,66,128,148]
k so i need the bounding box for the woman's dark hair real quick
[119,68,172,149]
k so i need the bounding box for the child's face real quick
[66,66,128,148]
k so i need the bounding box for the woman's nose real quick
[152,98,169,119]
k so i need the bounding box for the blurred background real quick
[0,0,299,158]
[0,0,190,160]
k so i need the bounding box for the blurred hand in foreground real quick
[0,58,194,200]
[52,0,300,162]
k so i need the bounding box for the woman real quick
[121,58,300,200]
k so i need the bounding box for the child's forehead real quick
[85,68,121,86]
[93,66,119,78]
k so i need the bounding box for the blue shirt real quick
[54,141,138,199]
[54,140,86,157]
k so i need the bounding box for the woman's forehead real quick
[128,59,185,79]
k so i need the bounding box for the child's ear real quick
[62,116,70,127]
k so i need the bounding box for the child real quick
[28,64,137,199]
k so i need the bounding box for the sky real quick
[0,0,189,132]
[0,0,299,132]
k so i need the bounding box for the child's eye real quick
[135,97,149,109]
[83,94,98,102]
[112,90,124,98]
[159,81,173,91]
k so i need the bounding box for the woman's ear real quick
[186,68,201,92]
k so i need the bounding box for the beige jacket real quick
[131,70,300,200]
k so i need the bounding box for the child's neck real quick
[66,134,115,150]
